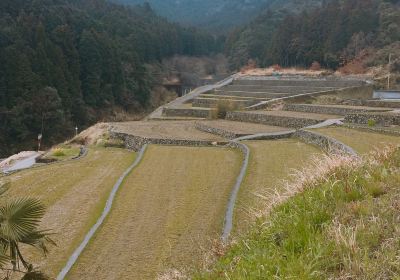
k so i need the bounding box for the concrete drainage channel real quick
[222,141,250,242]
[56,144,148,280]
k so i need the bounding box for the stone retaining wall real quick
[233,130,295,141]
[283,103,389,116]
[110,131,227,151]
[192,98,256,108]
[293,130,358,156]
[226,111,321,128]
[194,122,239,139]
[345,113,400,126]
[162,107,214,118]
[362,100,400,109]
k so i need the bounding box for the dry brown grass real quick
[1,147,135,279]
[68,145,242,280]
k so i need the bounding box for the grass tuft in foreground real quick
[197,146,400,279]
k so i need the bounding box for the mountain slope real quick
[112,0,270,31]
[0,0,219,156]
[226,0,400,70]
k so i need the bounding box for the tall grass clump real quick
[197,145,400,279]
[212,100,243,119]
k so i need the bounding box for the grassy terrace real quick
[234,140,322,234]
[2,147,135,278]
[198,147,400,279]
[68,145,242,279]
[313,127,400,154]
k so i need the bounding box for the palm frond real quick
[0,247,9,268]
[0,198,46,242]
[20,230,56,255]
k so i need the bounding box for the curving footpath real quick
[56,144,148,280]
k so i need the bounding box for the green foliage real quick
[51,148,66,157]
[368,119,377,127]
[0,0,221,157]
[197,148,400,279]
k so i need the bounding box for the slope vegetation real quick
[235,140,322,234]
[198,147,400,279]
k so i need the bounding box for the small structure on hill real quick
[163,78,183,97]
[373,90,400,100]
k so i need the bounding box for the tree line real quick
[0,0,222,156]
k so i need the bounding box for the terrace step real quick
[283,104,393,116]
[226,110,340,128]
[194,120,289,139]
[191,98,259,108]
[162,106,215,119]
[221,85,339,93]
[233,79,365,88]
[213,90,294,99]
[198,94,270,101]
[362,100,400,109]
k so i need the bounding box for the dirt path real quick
[234,140,322,234]
[68,145,242,279]
[1,148,135,279]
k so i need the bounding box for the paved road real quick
[2,153,41,173]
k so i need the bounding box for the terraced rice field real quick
[313,127,400,154]
[234,140,322,234]
[112,121,224,141]
[1,148,135,278]
[199,120,289,135]
[254,110,341,120]
[68,145,242,280]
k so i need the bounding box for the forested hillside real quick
[227,0,400,69]
[112,0,270,31]
[0,0,220,156]
[113,0,325,31]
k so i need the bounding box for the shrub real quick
[52,148,66,157]
[310,61,321,71]
[213,100,241,119]
[368,119,377,127]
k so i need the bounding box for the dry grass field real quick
[1,147,135,279]
[68,145,242,280]
[112,121,224,141]
[234,140,322,234]
[313,127,400,154]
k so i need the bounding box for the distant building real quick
[373,90,400,100]
[162,78,183,96]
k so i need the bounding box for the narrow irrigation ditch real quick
[222,142,250,242]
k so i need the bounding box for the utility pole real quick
[388,53,392,90]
